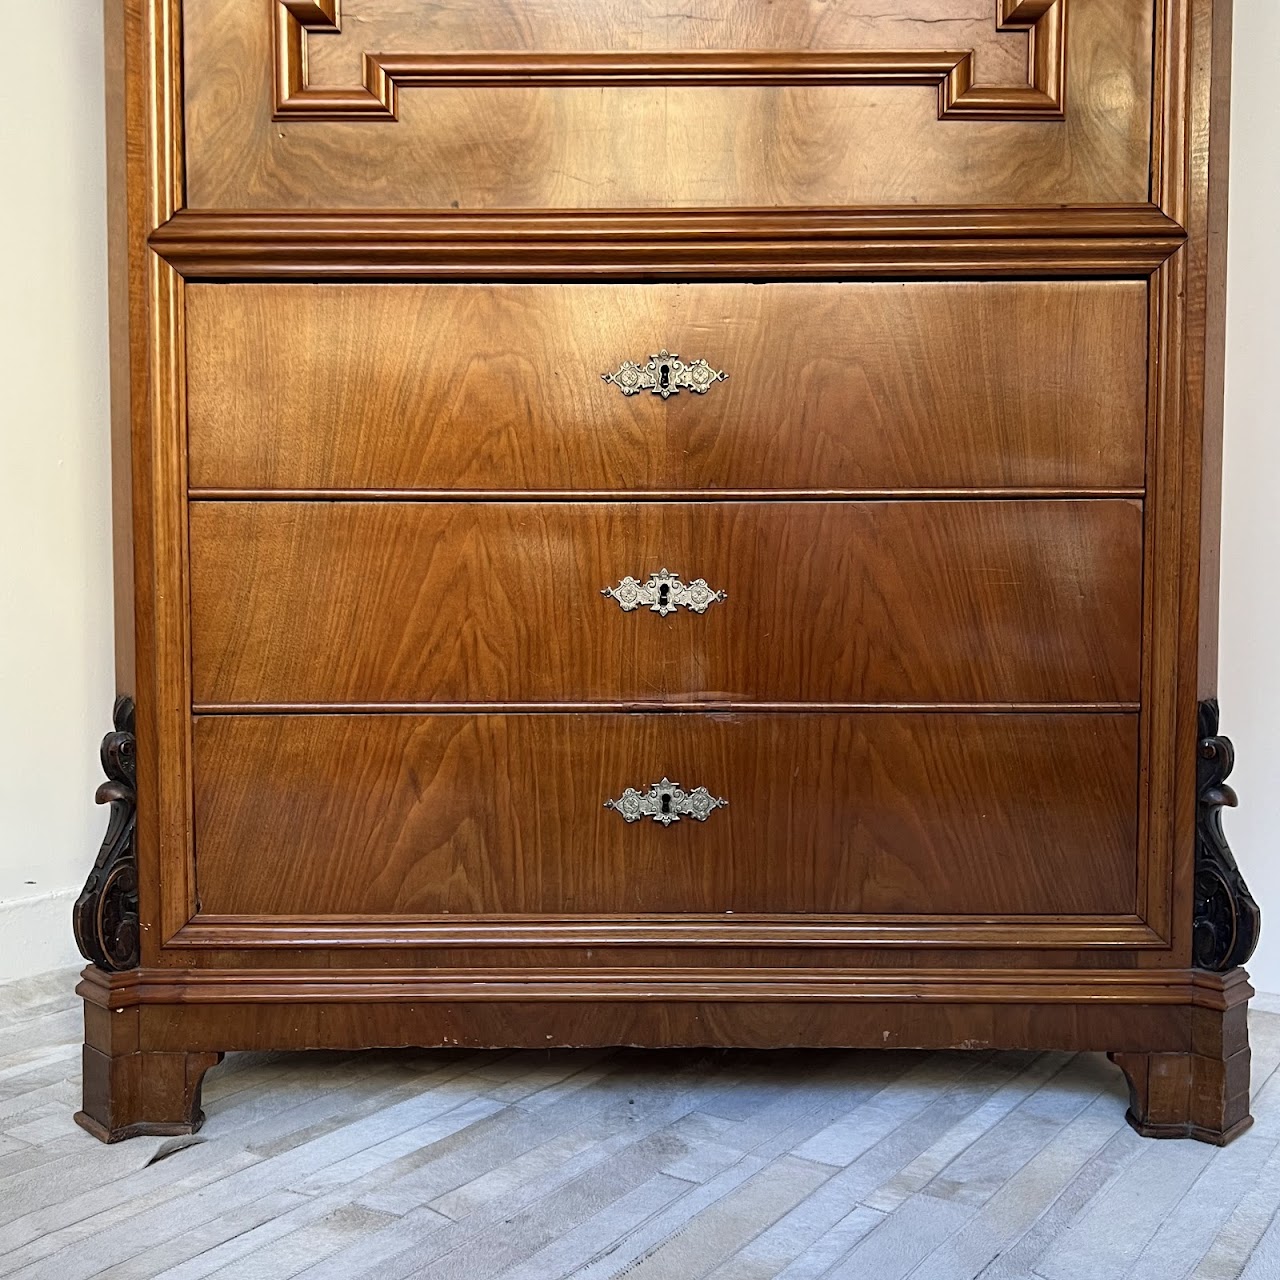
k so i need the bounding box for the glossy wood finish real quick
[190,712,1139,919]
[104,0,193,955]
[91,0,1250,1145]
[151,205,1188,281]
[190,500,1143,707]
[184,0,1152,209]
[286,1,1035,94]
[186,282,1148,493]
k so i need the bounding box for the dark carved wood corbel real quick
[72,696,141,971]
[1193,700,1261,972]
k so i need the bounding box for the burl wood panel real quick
[191,713,1139,917]
[189,500,1143,706]
[186,282,1148,493]
[183,0,1152,208]
[302,1,1030,84]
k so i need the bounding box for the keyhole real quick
[659,583,670,606]
[659,363,670,389]
[660,792,672,815]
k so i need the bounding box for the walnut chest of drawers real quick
[75,0,1261,1144]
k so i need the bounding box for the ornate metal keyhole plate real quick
[602,569,726,617]
[603,349,728,398]
[605,778,728,826]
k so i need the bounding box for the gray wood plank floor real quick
[2,971,1279,1280]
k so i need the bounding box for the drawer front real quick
[186,282,1148,493]
[190,500,1142,707]
[191,713,1139,919]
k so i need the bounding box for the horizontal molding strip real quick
[85,965,1244,1008]
[152,206,1186,280]
[192,701,1142,717]
[170,917,1162,952]
[189,488,1149,503]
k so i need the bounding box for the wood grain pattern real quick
[189,500,1143,706]
[184,0,1152,209]
[287,0,1029,92]
[186,282,1149,493]
[89,0,1250,1147]
[273,0,1067,121]
[190,712,1140,919]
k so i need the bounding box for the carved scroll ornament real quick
[1193,700,1261,972]
[72,697,140,972]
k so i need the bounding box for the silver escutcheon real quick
[602,349,728,399]
[604,778,728,826]
[602,568,726,617]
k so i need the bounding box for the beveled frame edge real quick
[108,0,194,960]
[1133,0,1235,965]
[272,0,1066,122]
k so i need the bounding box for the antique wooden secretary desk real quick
[75,0,1261,1144]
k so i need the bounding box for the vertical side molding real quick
[103,0,194,957]
[73,697,141,971]
[1145,0,1242,962]
[1126,9,1260,1145]
[1194,700,1261,971]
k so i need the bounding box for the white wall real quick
[1220,3,1280,992]
[0,2,113,979]
[0,3,1274,986]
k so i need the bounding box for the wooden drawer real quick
[186,282,1148,494]
[190,500,1142,707]
[191,712,1139,919]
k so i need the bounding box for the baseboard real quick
[0,888,82,982]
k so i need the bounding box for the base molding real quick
[75,964,1255,1143]
[1121,1111,1254,1146]
[74,1100,217,1145]
[78,964,1250,1009]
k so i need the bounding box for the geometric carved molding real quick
[1193,700,1261,972]
[274,0,1067,123]
[72,696,141,972]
